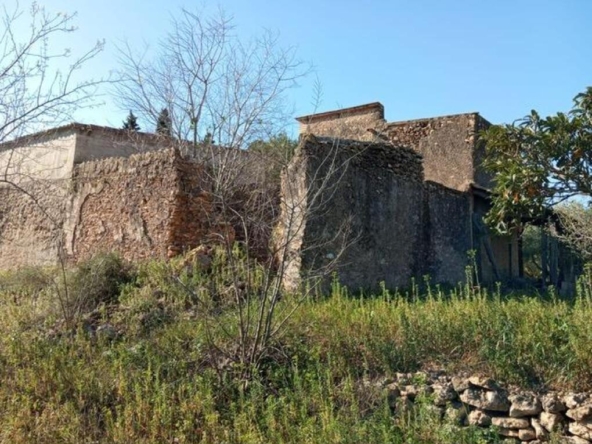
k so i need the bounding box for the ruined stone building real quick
[287,102,520,289]
[0,103,520,291]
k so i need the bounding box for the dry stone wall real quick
[382,371,592,443]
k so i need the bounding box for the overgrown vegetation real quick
[1,253,592,442]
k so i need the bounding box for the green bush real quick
[60,253,135,316]
[0,266,53,300]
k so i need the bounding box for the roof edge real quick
[296,102,384,123]
[386,111,481,126]
[0,122,172,151]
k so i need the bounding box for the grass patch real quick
[0,255,591,442]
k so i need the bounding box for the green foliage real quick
[248,133,298,184]
[122,110,140,131]
[248,132,297,163]
[4,258,592,441]
[482,87,592,234]
[61,253,135,316]
[0,266,53,299]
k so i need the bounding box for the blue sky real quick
[33,0,592,132]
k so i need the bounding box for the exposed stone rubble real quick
[379,371,592,443]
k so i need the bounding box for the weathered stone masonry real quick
[1,101,520,291]
[0,145,222,269]
[380,370,592,443]
[281,136,475,291]
[67,149,217,263]
[295,102,520,288]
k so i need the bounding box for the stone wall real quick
[68,149,220,263]
[280,134,515,292]
[296,104,495,193]
[281,135,424,292]
[67,150,180,262]
[0,182,68,269]
[473,114,494,189]
[385,113,487,192]
[296,103,385,142]
[382,370,592,443]
[424,182,473,284]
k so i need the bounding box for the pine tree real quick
[155,108,172,136]
[122,110,140,131]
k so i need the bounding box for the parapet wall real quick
[296,103,385,142]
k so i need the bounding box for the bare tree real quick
[168,126,363,384]
[553,203,592,261]
[114,7,308,151]
[0,1,107,327]
[0,1,106,195]
[0,2,105,145]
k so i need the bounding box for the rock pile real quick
[383,371,592,443]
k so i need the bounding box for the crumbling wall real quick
[297,103,385,142]
[67,150,179,262]
[166,157,224,257]
[386,113,482,192]
[68,149,221,262]
[282,136,426,292]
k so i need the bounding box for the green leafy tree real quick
[482,87,592,234]
[122,110,140,131]
[248,133,298,181]
[248,132,297,161]
[155,108,172,136]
